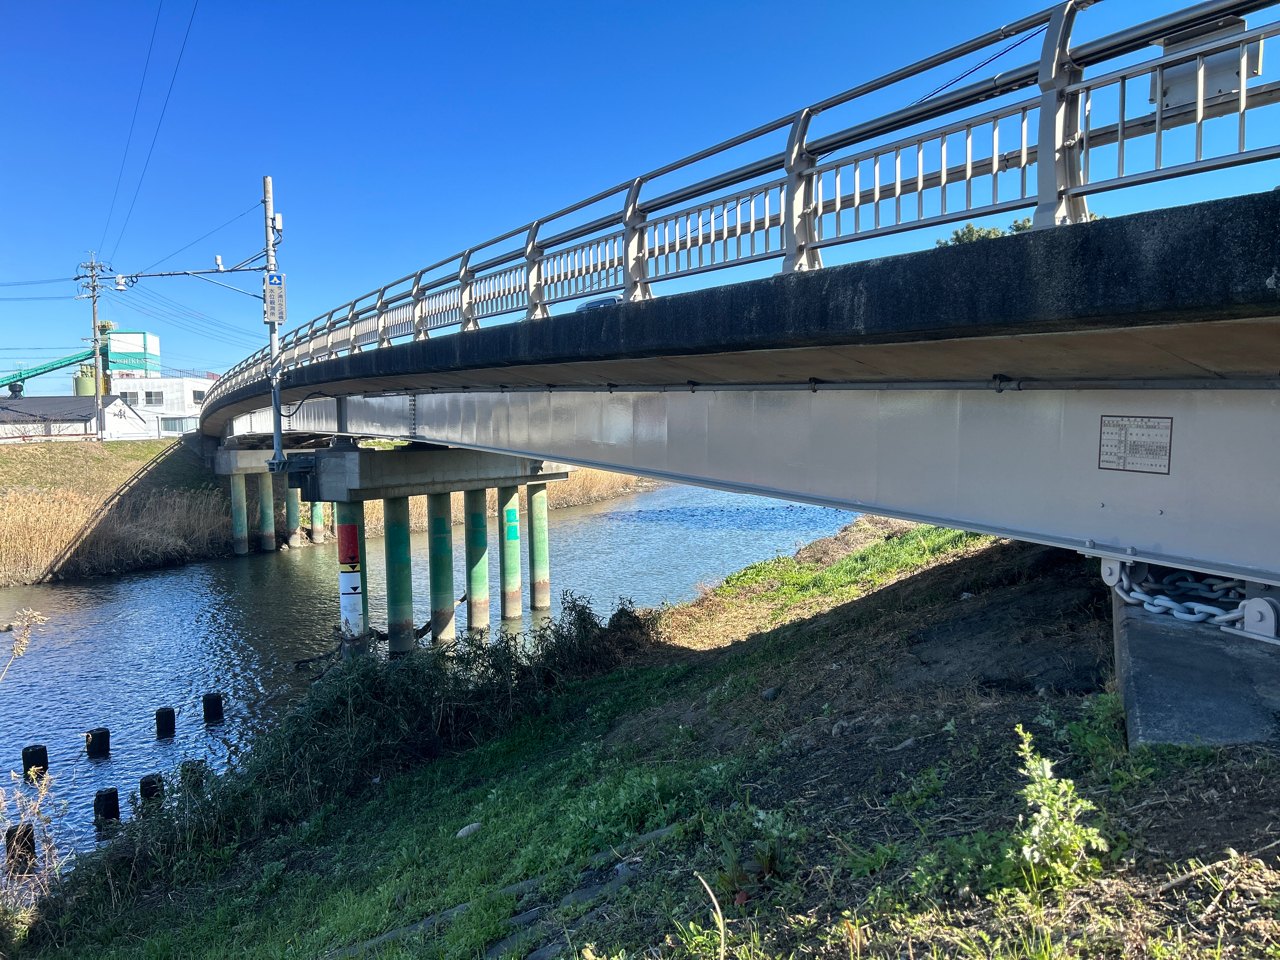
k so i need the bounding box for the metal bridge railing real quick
[205,0,1280,412]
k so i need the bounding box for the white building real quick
[112,373,218,436]
[0,396,154,443]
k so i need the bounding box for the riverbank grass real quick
[12,519,1280,958]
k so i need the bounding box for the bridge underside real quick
[203,191,1280,585]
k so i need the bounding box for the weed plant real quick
[1,610,54,957]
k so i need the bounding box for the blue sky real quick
[3,1,1277,393]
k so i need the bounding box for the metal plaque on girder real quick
[1098,416,1172,475]
[264,272,286,324]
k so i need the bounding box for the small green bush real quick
[1008,724,1108,890]
[912,726,1107,897]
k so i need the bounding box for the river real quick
[0,484,853,851]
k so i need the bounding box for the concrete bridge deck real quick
[201,191,1280,436]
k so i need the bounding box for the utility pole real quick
[263,175,286,470]
[76,254,109,439]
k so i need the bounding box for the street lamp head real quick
[113,274,127,292]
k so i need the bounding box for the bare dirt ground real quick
[589,523,1280,958]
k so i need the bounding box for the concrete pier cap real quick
[213,447,306,476]
[285,446,572,504]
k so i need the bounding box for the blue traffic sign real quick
[267,273,284,286]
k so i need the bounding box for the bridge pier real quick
[335,501,367,650]
[383,496,415,656]
[256,473,276,552]
[229,474,249,556]
[285,488,302,548]
[498,485,522,624]
[278,446,569,646]
[309,501,326,543]
[527,483,551,612]
[428,493,456,644]
[464,489,490,635]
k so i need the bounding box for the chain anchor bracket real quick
[1102,558,1280,646]
[1219,597,1280,647]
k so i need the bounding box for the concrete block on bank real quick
[1114,595,1280,746]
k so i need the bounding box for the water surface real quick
[0,484,853,849]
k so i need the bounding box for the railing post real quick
[412,274,430,341]
[376,288,390,347]
[345,306,360,352]
[782,108,823,273]
[458,251,478,331]
[1033,1,1091,229]
[524,223,548,321]
[623,178,651,302]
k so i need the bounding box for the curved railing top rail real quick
[204,0,1280,418]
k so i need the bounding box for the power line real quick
[0,295,77,302]
[108,0,200,261]
[0,277,75,287]
[97,0,166,253]
[105,289,261,350]
[910,25,1047,106]
[138,202,260,273]
[127,285,260,340]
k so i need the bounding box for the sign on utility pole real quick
[263,176,286,472]
[264,271,286,324]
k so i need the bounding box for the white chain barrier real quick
[1111,568,1246,626]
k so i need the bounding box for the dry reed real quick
[0,462,652,586]
[0,486,231,585]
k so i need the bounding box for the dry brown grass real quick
[0,486,232,585]
[0,448,652,584]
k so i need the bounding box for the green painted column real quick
[527,482,551,611]
[309,501,326,543]
[498,485,522,622]
[464,488,490,634]
[285,488,302,548]
[256,473,276,552]
[428,493,455,643]
[383,496,415,657]
[230,474,249,556]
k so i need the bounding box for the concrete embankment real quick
[0,439,654,587]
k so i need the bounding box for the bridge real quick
[200,0,1280,742]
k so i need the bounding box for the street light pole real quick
[263,175,285,470]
